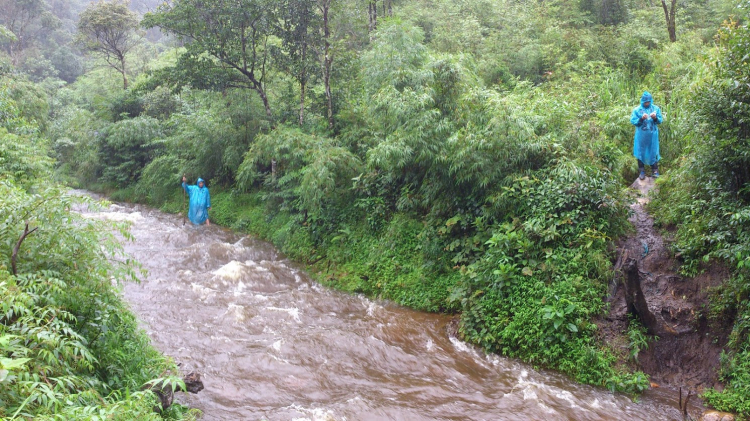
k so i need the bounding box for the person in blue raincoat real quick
[630,91,663,180]
[182,176,211,225]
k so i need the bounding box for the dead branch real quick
[11,223,38,276]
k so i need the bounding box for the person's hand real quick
[182,175,187,183]
[650,112,657,119]
[642,114,649,120]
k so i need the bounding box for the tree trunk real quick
[257,83,272,119]
[321,0,334,130]
[299,80,306,126]
[299,64,306,127]
[368,0,377,37]
[382,0,392,17]
[120,55,129,89]
[660,0,677,42]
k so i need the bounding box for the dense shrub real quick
[98,116,163,187]
[650,14,750,415]
[0,76,195,419]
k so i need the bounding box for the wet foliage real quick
[0,76,198,419]
[5,0,750,414]
[651,6,750,415]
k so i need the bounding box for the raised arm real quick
[181,175,195,195]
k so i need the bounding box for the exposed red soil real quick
[599,177,733,391]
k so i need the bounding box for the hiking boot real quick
[639,171,645,180]
[652,170,660,178]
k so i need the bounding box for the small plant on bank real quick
[626,315,658,362]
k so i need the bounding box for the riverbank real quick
[86,191,704,419]
[98,176,744,420]
[108,184,459,313]
[0,79,198,418]
[96,176,648,396]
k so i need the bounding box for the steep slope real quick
[601,177,733,390]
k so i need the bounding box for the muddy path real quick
[601,177,732,392]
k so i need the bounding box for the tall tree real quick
[143,0,274,119]
[0,0,46,65]
[274,0,320,126]
[661,0,677,42]
[76,1,141,89]
[368,0,377,37]
[317,0,334,130]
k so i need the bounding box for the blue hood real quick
[640,92,653,107]
[197,178,205,185]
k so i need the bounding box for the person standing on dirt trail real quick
[630,91,663,180]
[182,176,211,226]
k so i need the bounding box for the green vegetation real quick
[0,73,197,418]
[650,13,750,415]
[5,0,750,416]
[626,314,657,362]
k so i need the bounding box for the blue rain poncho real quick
[182,178,211,225]
[630,91,663,166]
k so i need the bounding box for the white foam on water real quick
[555,390,585,411]
[449,335,473,353]
[266,306,301,322]
[522,386,537,401]
[226,303,246,322]
[213,260,247,281]
[294,273,302,283]
[235,280,246,295]
[250,262,269,272]
[286,403,341,421]
[512,369,589,415]
[82,211,144,223]
[191,283,216,300]
[262,326,276,335]
[272,339,283,351]
[274,261,289,270]
[486,354,503,367]
[426,339,435,351]
[366,301,381,317]
[519,385,556,414]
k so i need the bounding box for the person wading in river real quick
[182,176,211,226]
[630,91,663,180]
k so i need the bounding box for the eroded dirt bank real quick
[601,177,733,393]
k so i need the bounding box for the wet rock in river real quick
[700,410,735,421]
[145,371,204,413]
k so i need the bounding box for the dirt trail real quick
[601,177,732,391]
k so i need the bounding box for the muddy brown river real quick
[84,198,699,420]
